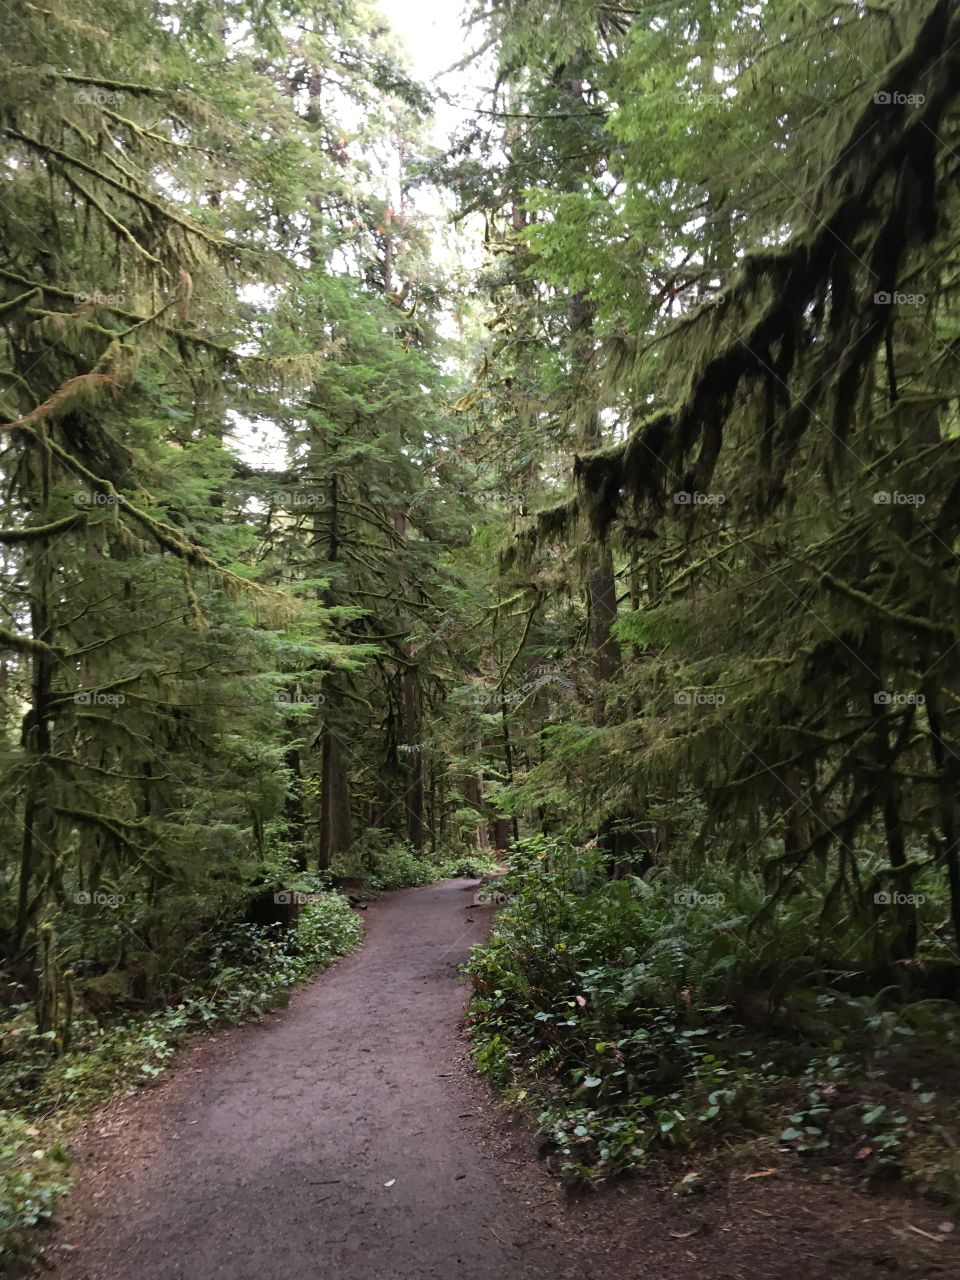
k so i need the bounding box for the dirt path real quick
[46,881,960,1280]
[47,881,577,1280]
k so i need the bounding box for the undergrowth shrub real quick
[467,835,960,1182]
[330,830,497,891]
[0,1114,71,1265]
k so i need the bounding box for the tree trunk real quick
[318,725,353,870]
[15,545,57,948]
[465,769,489,850]
[392,504,424,851]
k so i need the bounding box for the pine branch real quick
[0,513,87,541]
[0,626,64,657]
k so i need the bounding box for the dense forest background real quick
[3,0,960,1254]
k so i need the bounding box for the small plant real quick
[779,1091,833,1153]
[0,1112,71,1261]
[857,1104,910,1177]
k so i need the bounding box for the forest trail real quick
[46,882,958,1280]
[46,881,579,1280]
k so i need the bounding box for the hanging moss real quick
[500,2,960,550]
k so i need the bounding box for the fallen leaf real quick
[384,1179,396,1188]
[743,1169,778,1180]
[575,995,586,1007]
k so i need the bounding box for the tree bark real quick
[318,725,353,870]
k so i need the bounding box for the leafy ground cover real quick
[467,837,960,1206]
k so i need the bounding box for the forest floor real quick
[40,880,960,1280]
